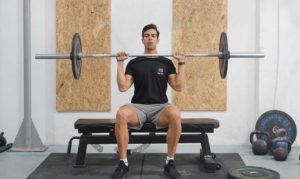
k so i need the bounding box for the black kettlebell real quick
[0,132,13,153]
[0,132,7,147]
[250,131,270,155]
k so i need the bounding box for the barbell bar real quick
[36,52,263,59]
[35,32,265,79]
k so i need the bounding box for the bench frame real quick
[68,118,221,173]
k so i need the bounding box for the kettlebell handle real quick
[250,130,270,144]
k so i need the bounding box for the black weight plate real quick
[218,32,230,79]
[71,33,82,80]
[228,166,280,179]
[256,110,297,145]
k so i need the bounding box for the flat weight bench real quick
[68,118,221,173]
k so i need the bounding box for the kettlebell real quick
[250,131,270,155]
[272,138,290,161]
[0,132,13,153]
[271,128,291,161]
[0,132,7,147]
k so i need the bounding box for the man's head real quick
[142,24,160,38]
[142,24,160,52]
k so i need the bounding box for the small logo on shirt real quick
[157,68,164,75]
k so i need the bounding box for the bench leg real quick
[73,136,88,168]
[200,133,221,173]
[200,133,212,155]
[67,136,80,154]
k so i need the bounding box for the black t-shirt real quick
[125,56,176,104]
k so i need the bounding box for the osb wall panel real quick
[56,0,110,111]
[173,0,227,111]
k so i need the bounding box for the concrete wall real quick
[0,0,299,147]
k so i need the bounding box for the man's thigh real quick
[123,104,147,129]
[118,105,141,127]
[156,105,180,128]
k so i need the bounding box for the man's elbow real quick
[118,87,128,92]
[174,85,184,92]
[118,84,128,92]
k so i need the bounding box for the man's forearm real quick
[117,61,127,91]
[175,64,185,91]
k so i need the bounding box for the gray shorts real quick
[126,103,171,129]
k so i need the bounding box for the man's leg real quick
[157,105,182,179]
[115,105,140,159]
[157,105,182,157]
[112,105,140,179]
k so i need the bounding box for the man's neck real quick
[144,49,158,54]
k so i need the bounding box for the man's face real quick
[142,29,159,51]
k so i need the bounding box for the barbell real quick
[35,32,265,79]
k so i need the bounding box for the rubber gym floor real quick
[0,144,299,179]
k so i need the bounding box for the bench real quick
[68,118,221,173]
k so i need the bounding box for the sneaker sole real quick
[163,171,181,179]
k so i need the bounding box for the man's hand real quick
[116,51,129,62]
[173,52,186,63]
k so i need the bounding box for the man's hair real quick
[142,24,160,38]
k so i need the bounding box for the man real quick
[112,24,185,179]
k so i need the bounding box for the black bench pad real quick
[75,118,219,134]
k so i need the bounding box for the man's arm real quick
[116,52,133,92]
[168,53,185,92]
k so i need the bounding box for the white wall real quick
[1,0,299,147]
[258,0,300,146]
[0,0,24,142]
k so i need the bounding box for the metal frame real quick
[10,0,47,152]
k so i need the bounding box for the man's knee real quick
[164,106,182,125]
[116,107,130,125]
[116,106,139,127]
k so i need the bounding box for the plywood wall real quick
[173,0,227,111]
[56,0,111,111]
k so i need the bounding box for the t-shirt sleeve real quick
[125,61,133,75]
[168,60,176,75]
